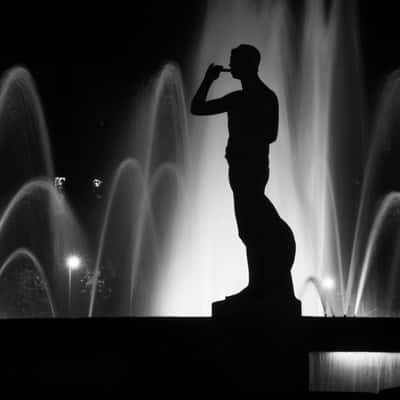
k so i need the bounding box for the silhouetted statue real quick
[191,44,300,318]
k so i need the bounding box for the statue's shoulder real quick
[257,85,278,110]
[263,84,278,100]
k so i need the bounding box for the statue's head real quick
[230,44,261,80]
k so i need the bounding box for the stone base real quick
[212,289,302,319]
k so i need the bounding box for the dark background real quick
[0,1,398,224]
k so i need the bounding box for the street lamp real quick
[66,254,82,315]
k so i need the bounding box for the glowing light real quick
[322,277,335,291]
[310,352,400,393]
[329,352,393,367]
[54,177,66,191]
[92,178,104,199]
[66,255,82,270]
[92,178,103,188]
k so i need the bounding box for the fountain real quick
[172,0,400,318]
[0,0,398,324]
[0,0,400,394]
[0,68,88,317]
[167,0,364,316]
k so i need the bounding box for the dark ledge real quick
[0,316,398,391]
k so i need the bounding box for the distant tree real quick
[0,262,52,318]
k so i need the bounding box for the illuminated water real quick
[161,0,400,317]
[310,352,400,393]
[162,0,365,316]
[0,69,87,317]
[89,64,190,316]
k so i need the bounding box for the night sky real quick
[0,1,399,227]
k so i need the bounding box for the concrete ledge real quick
[0,317,398,391]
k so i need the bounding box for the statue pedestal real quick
[211,294,306,392]
[212,289,302,319]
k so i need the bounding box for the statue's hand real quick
[205,63,223,82]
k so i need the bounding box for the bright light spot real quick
[322,277,335,290]
[54,177,66,191]
[66,255,82,270]
[301,280,325,316]
[92,178,103,188]
[329,352,394,368]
